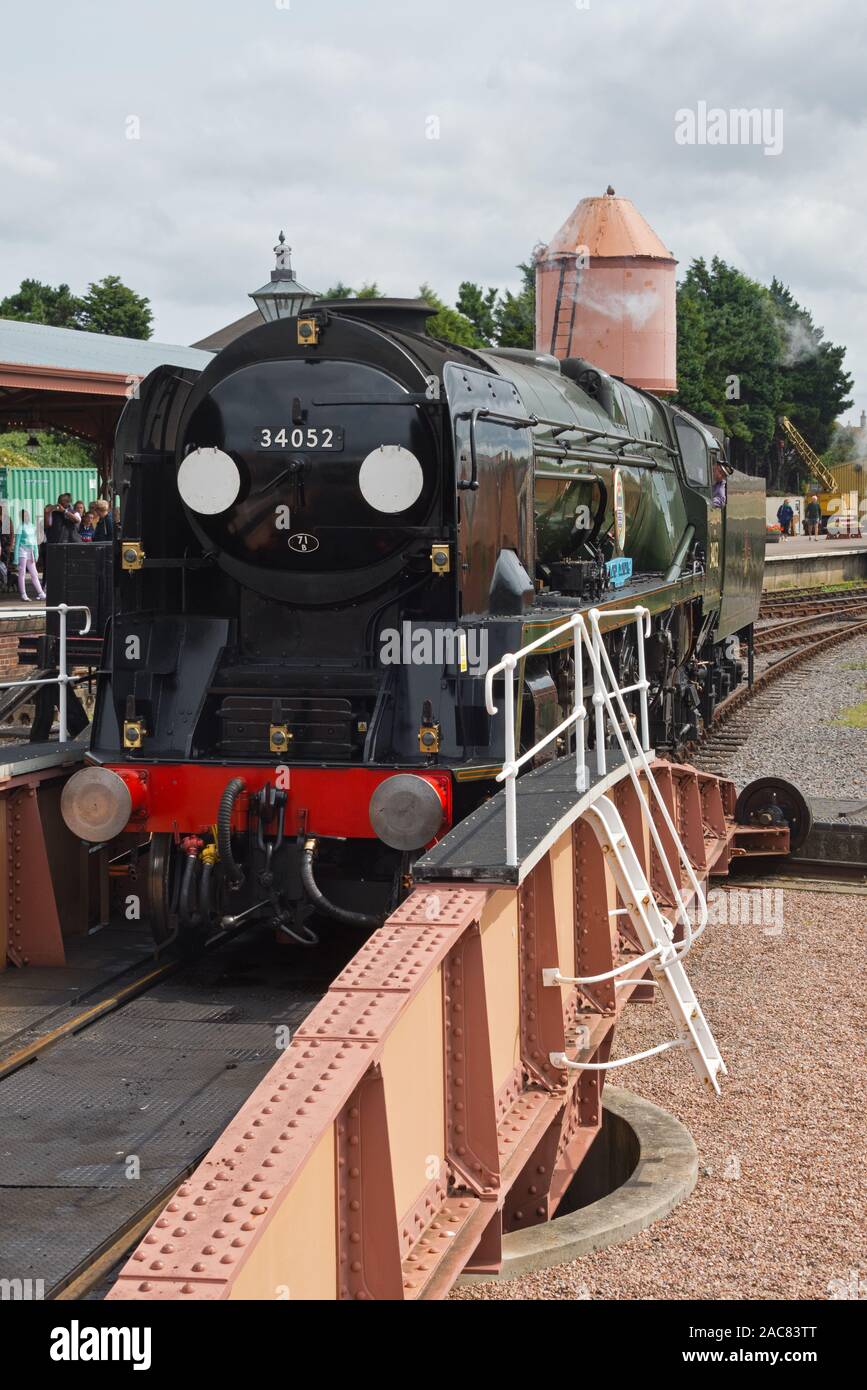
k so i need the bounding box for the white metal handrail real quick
[484,605,707,953]
[0,604,92,743]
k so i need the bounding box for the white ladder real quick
[548,795,726,1095]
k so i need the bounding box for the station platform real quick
[763,537,867,591]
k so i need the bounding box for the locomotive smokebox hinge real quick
[121,542,145,572]
[123,718,146,749]
[269,724,293,754]
[430,543,450,574]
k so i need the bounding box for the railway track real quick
[0,916,362,1300]
[691,590,867,772]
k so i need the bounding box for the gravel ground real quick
[452,887,867,1301]
[699,632,867,818]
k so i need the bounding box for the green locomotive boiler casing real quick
[477,350,690,577]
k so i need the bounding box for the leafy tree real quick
[0,429,96,470]
[673,288,709,418]
[0,274,152,339]
[417,284,480,347]
[675,258,853,485]
[0,443,31,468]
[0,278,82,328]
[675,257,784,473]
[320,281,384,300]
[493,260,535,349]
[77,275,152,339]
[456,282,499,345]
[769,278,853,456]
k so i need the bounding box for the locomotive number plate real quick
[256,426,344,451]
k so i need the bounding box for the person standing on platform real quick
[805,494,822,539]
[14,510,46,602]
[45,493,81,544]
[93,499,114,543]
[777,498,794,538]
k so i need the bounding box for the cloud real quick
[0,131,56,178]
[0,0,864,419]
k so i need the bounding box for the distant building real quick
[0,318,211,484]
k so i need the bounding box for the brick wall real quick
[0,616,43,684]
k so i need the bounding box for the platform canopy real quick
[0,318,212,483]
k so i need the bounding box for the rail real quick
[0,604,92,742]
[484,605,707,950]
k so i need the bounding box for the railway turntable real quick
[105,609,788,1301]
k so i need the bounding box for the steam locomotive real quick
[59,298,764,944]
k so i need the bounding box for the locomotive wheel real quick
[146,833,181,946]
[734,777,813,851]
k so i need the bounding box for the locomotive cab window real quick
[674,418,710,490]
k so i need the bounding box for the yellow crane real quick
[778,415,836,492]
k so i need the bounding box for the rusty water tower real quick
[535,186,677,394]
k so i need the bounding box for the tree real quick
[77,275,152,339]
[0,273,153,339]
[456,282,499,345]
[0,429,96,470]
[675,257,783,474]
[494,260,535,349]
[417,284,480,348]
[321,282,355,299]
[0,278,82,328]
[320,281,384,300]
[769,278,853,456]
[674,257,853,485]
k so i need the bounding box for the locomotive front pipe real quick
[299,837,382,929]
[217,777,247,886]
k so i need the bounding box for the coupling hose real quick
[217,777,247,885]
[300,838,382,929]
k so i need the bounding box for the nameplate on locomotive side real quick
[606,557,633,588]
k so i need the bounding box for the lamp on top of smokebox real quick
[249,231,317,324]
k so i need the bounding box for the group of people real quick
[776,495,823,539]
[43,494,114,547]
[0,493,115,601]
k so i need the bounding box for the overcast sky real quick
[1,0,864,422]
